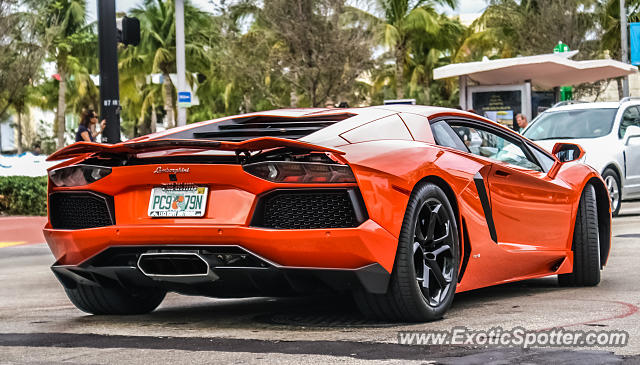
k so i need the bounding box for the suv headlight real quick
[49,165,112,187]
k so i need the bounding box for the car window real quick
[430,121,469,152]
[340,114,412,143]
[619,106,640,138]
[523,108,616,140]
[450,124,542,172]
[529,145,555,172]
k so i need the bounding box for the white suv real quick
[523,99,640,216]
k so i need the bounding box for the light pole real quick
[621,0,630,97]
[97,0,121,143]
[175,0,187,126]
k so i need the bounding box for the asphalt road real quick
[1,202,640,364]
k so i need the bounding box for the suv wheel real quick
[602,168,621,216]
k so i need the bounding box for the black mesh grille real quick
[49,192,114,229]
[255,190,361,229]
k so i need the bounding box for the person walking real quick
[516,113,528,132]
[76,110,106,142]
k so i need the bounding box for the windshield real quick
[523,108,617,140]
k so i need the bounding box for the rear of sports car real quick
[43,113,397,315]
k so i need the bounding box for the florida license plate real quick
[148,186,208,217]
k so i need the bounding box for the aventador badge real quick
[153,166,190,174]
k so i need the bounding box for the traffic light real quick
[119,16,140,46]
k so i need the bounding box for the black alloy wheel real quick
[353,182,460,322]
[412,198,456,308]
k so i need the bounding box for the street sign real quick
[554,41,573,101]
[177,91,192,108]
[631,23,640,66]
[553,41,570,54]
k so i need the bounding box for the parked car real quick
[523,99,640,216]
[45,106,611,322]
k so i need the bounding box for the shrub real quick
[0,176,47,216]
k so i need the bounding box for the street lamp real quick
[96,0,140,144]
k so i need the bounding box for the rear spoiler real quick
[46,137,344,161]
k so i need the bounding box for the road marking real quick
[0,241,27,248]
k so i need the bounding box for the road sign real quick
[631,23,640,66]
[553,41,570,54]
[178,91,192,108]
[553,41,573,101]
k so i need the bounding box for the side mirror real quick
[547,142,585,179]
[624,125,640,145]
[552,142,585,163]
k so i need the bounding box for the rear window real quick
[340,114,412,143]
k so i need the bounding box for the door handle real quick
[495,170,510,177]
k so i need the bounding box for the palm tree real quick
[130,0,210,129]
[351,0,457,99]
[600,0,640,98]
[35,0,90,149]
[66,30,100,118]
[406,12,464,104]
[0,2,48,135]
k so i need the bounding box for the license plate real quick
[148,186,208,217]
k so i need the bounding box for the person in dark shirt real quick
[75,110,106,142]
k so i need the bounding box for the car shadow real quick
[67,276,567,329]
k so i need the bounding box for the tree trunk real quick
[424,76,431,105]
[395,44,405,99]
[16,111,23,154]
[150,103,157,134]
[56,66,67,149]
[162,73,175,129]
[137,111,145,136]
[617,77,624,100]
[242,94,252,113]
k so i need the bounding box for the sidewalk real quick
[0,216,47,247]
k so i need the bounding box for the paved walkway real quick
[0,216,47,247]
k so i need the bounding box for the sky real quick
[87,0,489,21]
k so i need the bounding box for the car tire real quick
[354,182,460,322]
[64,283,166,315]
[602,168,621,217]
[558,184,601,287]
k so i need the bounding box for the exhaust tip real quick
[137,252,210,277]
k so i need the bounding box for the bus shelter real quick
[433,52,637,129]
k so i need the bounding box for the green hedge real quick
[0,176,47,216]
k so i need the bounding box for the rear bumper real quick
[43,219,398,272]
[51,245,391,295]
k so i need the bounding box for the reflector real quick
[243,161,355,183]
[49,165,112,187]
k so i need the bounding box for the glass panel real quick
[619,106,640,138]
[431,121,468,152]
[451,125,542,172]
[523,108,616,140]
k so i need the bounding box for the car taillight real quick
[49,165,112,187]
[243,161,356,183]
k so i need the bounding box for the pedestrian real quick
[516,113,528,132]
[76,110,106,142]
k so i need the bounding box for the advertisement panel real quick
[468,84,530,131]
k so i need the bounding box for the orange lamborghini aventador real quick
[44,105,611,321]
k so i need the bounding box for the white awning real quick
[433,52,637,88]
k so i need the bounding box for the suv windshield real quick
[523,108,617,140]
